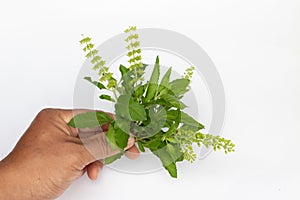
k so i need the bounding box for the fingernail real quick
[95,167,100,180]
[125,137,135,149]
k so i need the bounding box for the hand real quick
[0,108,140,200]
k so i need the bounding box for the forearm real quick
[0,158,16,199]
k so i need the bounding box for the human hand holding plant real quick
[0,26,234,200]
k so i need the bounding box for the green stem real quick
[112,89,118,101]
[128,30,138,87]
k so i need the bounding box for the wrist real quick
[0,159,13,198]
[0,157,34,200]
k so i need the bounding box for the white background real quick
[0,0,299,199]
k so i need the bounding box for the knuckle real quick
[36,108,58,119]
[78,144,94,160]
[68,151,81,165]
[38,108,53,116]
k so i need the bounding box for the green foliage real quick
[195,133,236,154]
[69,27,235,178]
[184,66,195,80]
[84,77,106,90]
[68,111,112,129]
[124,26,144,86]
[169,78,190,98]
[104,152,124,164]
[106,123,117,150]
[158,67,172,96]
[80,35,117,92]
[144,56,160,102]
[137,141,145,152]
[114,126,130,149]
[115,94,147,121]
[99,94,115,102]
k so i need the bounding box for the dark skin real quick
[0,108,140,200]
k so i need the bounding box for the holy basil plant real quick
[68,26,235,178]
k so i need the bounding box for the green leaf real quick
[86,49,99,58]
[165,162,177,178]
[165,109,179,127]
[115,95,132,120]
[131,105,166,138]
[134,84,147,98]
[160,94,186,109]
[152,145,172,165]
[151,145,178,178]
[91,56,101,64]
[165,109,181,137]
[114,117,131,135]
[148,105,167,127]
[166,143,176,156]
[104,152,123,165]
[137,141,146,152]
[119,64,129,76]
[68,111,112,129]
[166,110,204,131]
[160,67,172,87]
[166,109,179,121]
[79,37,91,44]
[143,138,164,150]
[115,94,147,121]
[99,94,115,102]
[145,56,160,102]
[84,77,106,90]
[166,143,183,162]
[129,97,147,121]
[158,67,172,95]
[121,74,134,93]
[115,126,130,149]
[144,98,169,108]
[169,78,190,97]
[106,123,117,150]
[181,112,205,130]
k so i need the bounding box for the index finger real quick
[58,109,115,136]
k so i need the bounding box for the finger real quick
[86,161,103,180]
[125,144,140,160]
[58,109,114,136]
[124,136,135,150]
[59,109,96,123]
[100,113,115,131]
[78,132,118,162]
[74,133,136,166]
[58,109,114,124]
[79,112,115,133]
